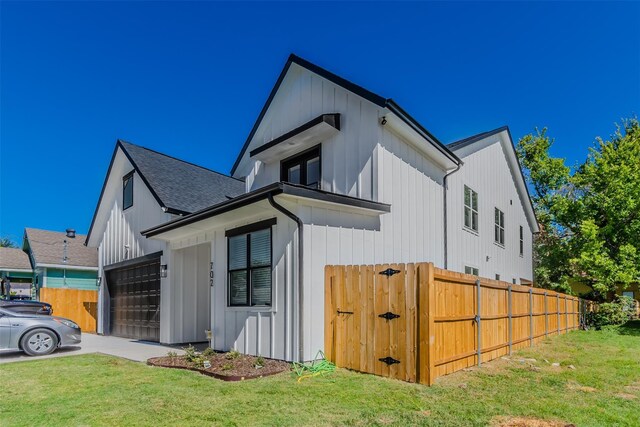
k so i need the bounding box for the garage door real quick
[106,257,161,342]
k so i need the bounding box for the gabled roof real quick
[25,228,98,268]
[0,247,32,271]
[86,140,245,245]
[230,54,460,175]
[448,126,540,233]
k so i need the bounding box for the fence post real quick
[508,284,513,355]
[565,296,569,333]
[544,291,549,337]
[557,293,561,335]
[418,263,435,385]
[476,279,482,366]
[529,288,534,347]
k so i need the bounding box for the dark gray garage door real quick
[107,256,161,342]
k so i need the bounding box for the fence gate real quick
[324,264,418,382]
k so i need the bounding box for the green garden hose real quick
[293,351,336,381]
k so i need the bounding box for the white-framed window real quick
[494,208,505,246]
[123,172,134,210]
[464,186,478,232]
[227,219,275,307]
[465,266,479,276]
[519,226,524,256]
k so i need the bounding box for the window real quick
[512,278,517,284]
[227,219,275,307]
[494,208,505,245]
[464,186,478,232]
[123,172,134,210]
[519,226,524,256]
[281,146,321,189]
[495,274,501,281]
[622,291,634,299]
[465,266,479,276]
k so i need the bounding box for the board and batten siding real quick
[238,64,380,203]
[446,140,534,283]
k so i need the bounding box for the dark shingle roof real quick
[0,247,33,270]
[25,228,97,268]
[447,126,509,150]
[119,141,245,214]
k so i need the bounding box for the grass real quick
[1,322,639,427]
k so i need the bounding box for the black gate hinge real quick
[379,268,401,277]
[379,356,400,366]
[378,311,400,320]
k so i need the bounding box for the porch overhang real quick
[250,114,340,163]
[141,182,390,241]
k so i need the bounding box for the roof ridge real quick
[118,139,243,183]
[448,126,509,149]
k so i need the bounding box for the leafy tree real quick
[517,120,640,297]
[0,237,17,248]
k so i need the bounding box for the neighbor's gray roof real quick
[0,247,33,271]
[119,140,246,214]
[25,228,98,268]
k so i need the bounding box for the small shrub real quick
[202,347,216,357]
[256,356,265,367]
[587,296,634,329]
[226,350,241,360]
[222,363,233,371]
[183,345,198,362]
[166,351,178,358]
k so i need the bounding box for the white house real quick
[87,54,538,362]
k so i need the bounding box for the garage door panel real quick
[107,257,161,342]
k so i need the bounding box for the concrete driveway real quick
[0,333,190,364]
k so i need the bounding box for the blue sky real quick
[1,1,638,244]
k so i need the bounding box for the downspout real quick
[443,163,462,269]
[267,193,304,362]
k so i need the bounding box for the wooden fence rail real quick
[325,262,590,385]
[39,288,98,333]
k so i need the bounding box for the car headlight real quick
[54,318,80,329]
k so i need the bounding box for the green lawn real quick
[1,323,639,427]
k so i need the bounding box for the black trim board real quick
[230,54,460,176]
[250,114,340,158]
[142,182,390,238]
[225,218,277,237]
[103,251,164,272]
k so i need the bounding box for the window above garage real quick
[123,172,134,210]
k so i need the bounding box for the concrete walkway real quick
[0,333,189,364]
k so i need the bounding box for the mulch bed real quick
[147,352,291,381]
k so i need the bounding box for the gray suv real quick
[0,307,81,356]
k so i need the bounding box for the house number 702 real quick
[210,262,214,287]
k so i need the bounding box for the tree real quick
[517,120,640,297]
[0,237,17,248]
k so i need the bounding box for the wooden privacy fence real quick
[325,263,586,385]
[39,288,98,333]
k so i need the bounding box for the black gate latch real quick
[378,311,400,320]
[379,268,401,277]
[337,310,353,315]
[379,356,400,365]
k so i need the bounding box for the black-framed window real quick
[123,172,134,210]
[464,185,478,232]
[494,208,505,245]
[519,226,524,256]
[227,219,275,307]
[280,145,321,189]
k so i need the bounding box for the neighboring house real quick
[23,228,98,294]
[0,247,34,297]
[85,141,245,342]
[88,54,538,363]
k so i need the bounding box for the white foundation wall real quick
[446,140,534,282]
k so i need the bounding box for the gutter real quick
[443,163,462,269]
[267,194,305,363]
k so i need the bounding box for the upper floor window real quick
[494,208,505,246]
[281,145,321,189]
[465,266,479,276]
[123,172,134,210]
[519,226,524,256]
[464,186,478,232]
[227,219,275,307]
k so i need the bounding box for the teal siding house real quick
[23,228,98,292]
[0,247,34,297]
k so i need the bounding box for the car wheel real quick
[20,328,59,356]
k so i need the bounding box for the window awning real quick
[250,114,340,162]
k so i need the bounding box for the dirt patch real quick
[566,382,597,393]
[148,352,290,381]
[491,416,575,427]
[616,393,637,400]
